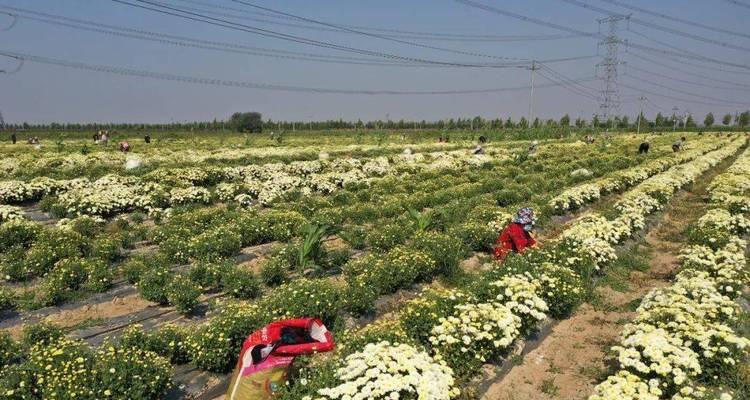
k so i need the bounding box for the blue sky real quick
[0,0,748,123]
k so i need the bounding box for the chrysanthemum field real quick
[0,131,748,400]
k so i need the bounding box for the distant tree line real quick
[3,110,748,132]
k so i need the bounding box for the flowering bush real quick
[365,223,412,252]
[429,302,521,378]
[43,258,89,305]
[94,343,173,399]
[398,288,473,346]
[0,287,15,312]
[0,336,172,400]
[0,205,24,224]
[258,278,342,328]
[137,268,172,305]
[187,302,264,372]
[484,274,548,333]
[0,219,40,252]
[259,255,290,286]
[0,331,20,368]
[589,370,662,400]
[613,325,701,389]
[119,323,191,364]
[166,274,201,314]
[221,266,261,300]
[411,231,466,276]
[315,341,460,400]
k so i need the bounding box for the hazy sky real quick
[0,0,748,123]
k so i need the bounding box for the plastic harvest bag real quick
[226,317,335,400]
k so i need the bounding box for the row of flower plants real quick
[0,135,720,315]
[122,136,675,314]
[589,146,750,400]
[267,138,747,400]
[0,135,722,399]
[0,147,510,219]
[0,139,476,180]
[549,139,732,213]
[0,136,649,313]
[98,138,746,397]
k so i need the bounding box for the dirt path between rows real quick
[479,154,736,400]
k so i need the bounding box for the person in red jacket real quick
[494,207,537,261]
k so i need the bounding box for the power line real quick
[539,64,601,101]
[453,0,750,71]
[595,0,750,39]
[558,0,750,54]
[1,6,529,68]
[160,0,587,42]
[228,0,528,62]
[109,0,499,68]
[721,0,750,10]
[454,0,599,38]
[627,47,750,77]
[3,6,599,69]
[626,63,750,92]
[626,50,750,87]
[0,49,599,95]
[0,10,16,31]
[624,74,747,107]
[620,82,743,108]
[0,53,24,73]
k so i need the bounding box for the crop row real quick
[0,135,728,399]
[0,139,477,181]
[549,139,732,212]
[0,137,658,312]
[112,138,742,399]
[267,138,746,400]
[589,146,750,400]
[0,147,511,219]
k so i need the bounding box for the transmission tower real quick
[597,14,629,124]
[0,110,5,130]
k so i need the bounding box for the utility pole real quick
[528,61,539,124]
[637,96,646,135]
[597,15,629,123]
[672,106,679,133]
[0,110,5,130]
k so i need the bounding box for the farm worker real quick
[11,132,16,144]
[144,134,151,143]
[119,141,130,153]
[494,207,537,261]
[672,136,685,152]
[527,140,538,156]
[472,145,485,155]
[638,142,650,154]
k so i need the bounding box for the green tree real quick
[723,113,732,126]
[574,117,586,128]
[504,117,514,128]
[592,115,600,128]
[739,111,750,127]
[703,113,714,127]
[655,112,665,127]
[518,117,528,128]
[532,118,540,128]
[620,116,630,128]
[685,114,696,128]
[229,112,263,133]
[559,114,570,127]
